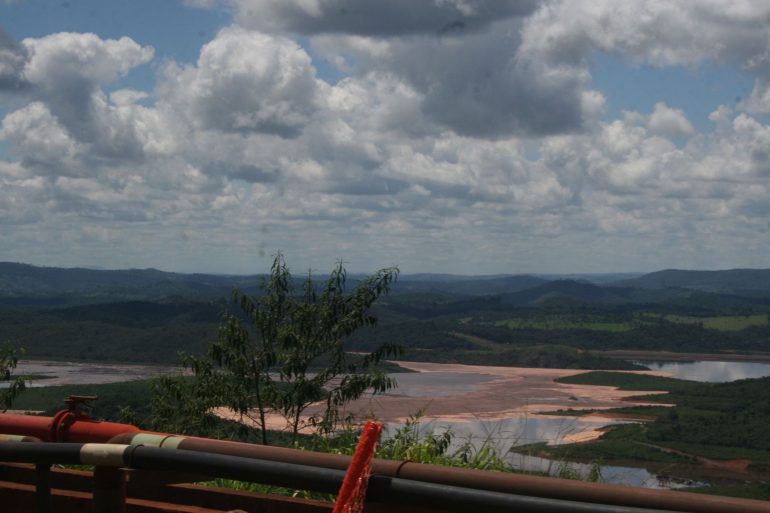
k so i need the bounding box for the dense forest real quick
[0,264,769,366]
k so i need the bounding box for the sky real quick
[1,0,769,275]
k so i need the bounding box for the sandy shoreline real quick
[217,360,672,442]
[14,359,179,386]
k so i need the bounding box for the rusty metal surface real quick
[4,415,770,513]
[116,432,770,513]
[0,463,334,513]
[0,412,141,443]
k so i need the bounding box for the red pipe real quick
[0,412,140,443]
[3,402,769,513]
[0,395,142,443]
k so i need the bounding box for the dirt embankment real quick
[219,360,674,440]
[633,441,752,473]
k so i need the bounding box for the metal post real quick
[34,463,52,513]
[92,466,126,513]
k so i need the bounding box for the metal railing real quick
[2,401,770,513]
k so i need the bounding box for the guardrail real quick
[0,440,686,513]
[2,399,770,513]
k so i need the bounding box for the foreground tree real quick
[1,344,25,412]
[154,253,401,445]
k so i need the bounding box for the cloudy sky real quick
[1,0,769,275]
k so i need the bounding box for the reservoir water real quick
[632,360,770,382]
[385,417,702,489]
[507,453,704,489]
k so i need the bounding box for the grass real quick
[494,317,635,332]
[660,314,769,331]
[9,379,153,419]
[688,482,770,500]
[197,414,550,502]
[538,405,673,418]
[489,312,769,333]
[554,371,699,393]
[515,426,692,464]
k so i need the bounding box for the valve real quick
[64,395,99,419]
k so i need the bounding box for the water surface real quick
[382,371,496,397]
[508,453,704,489]
[633,360,770,382]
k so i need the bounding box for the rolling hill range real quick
[608,268,770,293]
[0,262,768,366]
[3,262,770,304]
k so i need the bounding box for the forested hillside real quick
[1,264,768,365]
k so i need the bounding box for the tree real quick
[1,344,26,412]
[155,253,401,445]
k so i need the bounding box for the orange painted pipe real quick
[0,412,141,443]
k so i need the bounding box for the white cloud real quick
[4,3,770,273]
[0,28,27,91]
[223,0,537,36]
[157,27,320,138]
[0,32,157,165]
[1,102,83,174]
[21,32,153,87]
[648,102,695,138]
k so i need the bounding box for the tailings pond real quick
[631,360,770,382]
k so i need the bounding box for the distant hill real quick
[4,262,770,306]
[392,275,548,296]
[609,269,770,294]
[500,280,632,306]
[0,262,552,302]
[0,262,263,303]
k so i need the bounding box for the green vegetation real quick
[526,372,770,499]
[662,314,768,331]
[11,379,153,419]
[492,312,769,333]
[540,373,770,488]
[555,371,699,392]
[0,301,220,363]
[494,315,636,332]
[153,254,401,445]
[3,266,770,366]
[400,345,646,370]
[0,343,25,410]
[516,425,692,464]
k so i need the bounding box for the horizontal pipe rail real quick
[0,441,681,513]
[109,431,770,513]
[0,412,140,443]
[4,413,770,513]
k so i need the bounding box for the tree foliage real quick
[153,253,401,444]
[1,343,25,411]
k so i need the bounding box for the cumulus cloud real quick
[0,32,167,173]
[310,24,603,137]
[18,32,153,142]
[648,102,695,138]
[1,102,83,173]
[158,27,320,137]
[220,0,537,36]
[0,28,27,91]
[520,0,770,115]
[4,2,770,272]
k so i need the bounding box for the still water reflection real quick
[633,360,770,382]
[508,453,703,489]
[384,417,703,489]
[387,415,617,446]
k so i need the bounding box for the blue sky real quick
[591,55,755,133]
[1,1,769,274]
